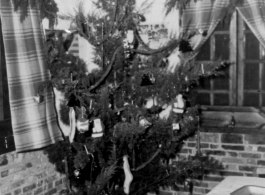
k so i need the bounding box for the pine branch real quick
[132,40,179,55]
[88,45,123,91]
[109,0,119,35]
[132,147,161,171]
[131,173,173,195]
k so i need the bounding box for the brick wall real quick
[159,129,265,195]
[0,150,67,195]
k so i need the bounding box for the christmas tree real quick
[37,0,227,194]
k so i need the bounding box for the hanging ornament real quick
[172,94,186,114]
[139,116,151,128]
[201,64,205,75]
[123,39,131,59]
[126,30,134,47]
[172,122,180,131]
[63,31,75,52]
[69,21,78,32]
[112,29,121,39]
[123,155,133,195]
[69,107,76,143]
[198,29,207,37]
[179,39,193,53]
[92,118,104,138]
[160,57,168,68]
[67,94,80,107]
[140,72,155,86]
[74,169,81,179]
[138,14,146,22]
[76,106,89,133]
[33,93,44,104]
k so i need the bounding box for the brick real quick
[23,183,37,193]
[246,159,256,165]
[221,134,243,144]
[55,179,62,186]
[62,177,68,184]
[222,158,244,164]
[257,168,265,174]
[258,147,265,152]
[0,155,8,166]
[44,188,57,195]
[246,145,258,152]
[194,181,208,188]
[257,160,265,166]
[201,133,219,143]
[14,188,22,195]
[193,187,205,193]
[225,164,238,171]
[201,143,209,148]
[227,152,238,157]
[210,144,219,149]
[239,166,256,172]
[59,189,69,195]
[205,150,225,156]
[35,172,48,180]
[34,187,43,195]
[240,153,261,159]
[244,134,265,145]
[179,148,192,154]
[188,135,196,141]
[158,191,173,195]
[204,176,224,182]
[1,186,10,194]
[47,182,53,190]
[245,173,254,177]
[9,165,26,175]
[11,180,25,189]
[37,180,44,187]
[187,143,196,147]
[222,145,244,151]
[1,170,9,178]
[23,192,33,195]
[45,175,57,183]
[25,162,33,168]
[220,171,244,176]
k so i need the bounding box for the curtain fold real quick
[0,0,63,152]
[237,0,265,48]
[181,0,230,53]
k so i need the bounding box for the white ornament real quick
[76,107,89,133]
[126,30,134,44]
[172,94,185,114]
[33,93,44,104]
[69,107,76,143]
[123,155,133,194]
[172,123,180,130]
[139,116,151,128]
[92,118,104,138]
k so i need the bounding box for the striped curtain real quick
[237,0,265,48]
[180,0,230,52]
[0,0,63,152]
